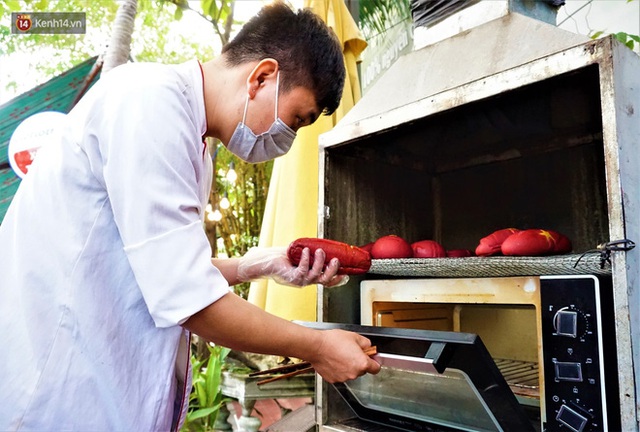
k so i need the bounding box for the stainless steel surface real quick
[371,352,439,374]
[319,14,589,149]
[413,0,558,51]
[601,38,640,432]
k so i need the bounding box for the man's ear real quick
[246,59,278,99]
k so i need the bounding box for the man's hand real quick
[305,329,381,383]
[183,293,380,384]
[237,246,348,287]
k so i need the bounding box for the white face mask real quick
[226,72,297,163]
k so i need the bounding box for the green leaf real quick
[203,0,219,19]
[613,31,639,49]
[137,0,150,12]
[174,6,183,20]
[220,0,231,16]
[187,406,221,421]
[220,346,230,361]
[4,0,21,12]
[201,0,214,16]
[205,363,219,405]
[194,379,207,406]
[359,0,409,39]
[35,0,50,10]
[614,32,628,43]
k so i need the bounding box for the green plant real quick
[359,0,411,40]
[592,30,640,51]
[562,0,640,52]
[181,344,231,432]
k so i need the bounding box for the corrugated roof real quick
[0,56,100,223]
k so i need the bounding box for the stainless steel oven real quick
[314,1,640,431]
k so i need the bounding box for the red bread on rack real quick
[287,238,372,275]
[475,228,521,256]
[551,231,573,254]
[501,229,572,256]
[359,242,374,254]
[370,235,413,259]
[411,240,447,258]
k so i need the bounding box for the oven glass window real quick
[345,365,503,431]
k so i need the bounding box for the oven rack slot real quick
[494,358,540,400]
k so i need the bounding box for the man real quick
[0,2,380,430]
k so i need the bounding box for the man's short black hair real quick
[222,1,345,116]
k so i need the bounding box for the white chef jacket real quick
[0,60,230,431]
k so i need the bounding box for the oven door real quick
[300,322,535,432]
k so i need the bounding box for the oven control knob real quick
[552,307,589,338]
[556,404,589,432]
[553,360,583,382]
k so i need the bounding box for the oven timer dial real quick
[556,402,596,432]
[552,306,590,339]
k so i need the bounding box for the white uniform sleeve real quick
[82,64,229,327]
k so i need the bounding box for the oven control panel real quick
[539,276,618,432]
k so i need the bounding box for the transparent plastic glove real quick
[307,329,381,383]
[237,246,349,287]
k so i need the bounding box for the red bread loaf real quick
[550,230,573,254]
[371,235,413,259]
[359,242,374,254]
[501,229,572,256]
[411,240,447,258]
[287,238,372,275]
[475,228,521,256]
